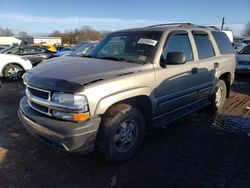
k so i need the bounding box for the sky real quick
[0,0,249,36]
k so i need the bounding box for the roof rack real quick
[146,23,220,30]
[147,23,193,27]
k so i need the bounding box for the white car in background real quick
[0,54,32,81]
[236,45,250,74]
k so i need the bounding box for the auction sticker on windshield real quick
[137,38,158,46]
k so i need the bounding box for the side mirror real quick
[161,52,186,67]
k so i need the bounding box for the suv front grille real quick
[26,85,51,116]
[29,101,49,114]
[27,87,50,99]
[238,61,250,65]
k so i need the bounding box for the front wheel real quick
[209,79,227,112]
[4,64,24,81]
[97,104,145,163]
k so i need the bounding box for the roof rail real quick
[206,26,220,30]
[147,23,194,27]
[146,23,220,30]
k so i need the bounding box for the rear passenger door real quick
[192,31,217,99]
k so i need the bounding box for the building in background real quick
[33,37,62,45]
[222,30,233,43]
[0,36,23,46]
[0,36,58,46]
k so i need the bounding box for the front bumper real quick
[18,97,101,153]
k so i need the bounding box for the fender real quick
[94,87,152,115]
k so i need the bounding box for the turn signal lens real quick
[72,112,90,121]
[52,110,90,122]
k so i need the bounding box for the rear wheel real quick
[97,104,145,163]
[4,64,24,81]
[209,79,227,112]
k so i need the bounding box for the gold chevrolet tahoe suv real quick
[19,23,236,162]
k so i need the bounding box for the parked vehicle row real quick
[0,41,99,81]
[1,45,56,65]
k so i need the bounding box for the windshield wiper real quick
[69,54,95,58]
[98,56,125,61]
[98,56,145,64]
[78,54,95,58]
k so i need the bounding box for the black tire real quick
[209,79,227,112]
[4,64,24,81]
[97,104,145,163]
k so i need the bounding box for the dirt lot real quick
[0,76,250,188]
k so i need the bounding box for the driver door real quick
[155,31,199,117]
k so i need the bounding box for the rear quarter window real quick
[212,31,234,54]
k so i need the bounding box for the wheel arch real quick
[2,62,25,76]
[96,91,154,133]
[218,72,231,98]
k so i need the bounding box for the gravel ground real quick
[0,75,250,188]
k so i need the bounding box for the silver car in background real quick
[236,45,250,74]
[68,41,98,57]
[234,42,247,53]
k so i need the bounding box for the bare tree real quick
[50,30,61,37]
[0,27,14,36]
[17,31,30,38]
[49,26,110,44]
[243,22,250,37]
[223,26,232,31]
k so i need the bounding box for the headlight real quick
[52,92,88,107]
[51,93,89,122]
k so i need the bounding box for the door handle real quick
[214,62,219,68]
[191,67,198,74]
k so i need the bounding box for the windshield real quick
[90,31,162,64]
[69,42,98,57]
[239,45,250,55]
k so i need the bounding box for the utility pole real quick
[221,17,225,30]
[79,17,82,29]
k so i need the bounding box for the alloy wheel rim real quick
[215,87,223,106]
[114,120,138,153]
[8,68,22,80]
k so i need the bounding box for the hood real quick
[25,56,145,93]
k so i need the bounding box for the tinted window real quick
[31,47,46,53]
[22,47,32,54]
[193,33,215,59]
[97,37,125,56]
[6,46,22,54]
[212,31,234,54]
[239,45,250,55]
[163,33,193,61]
